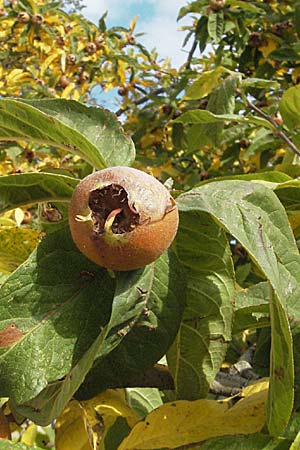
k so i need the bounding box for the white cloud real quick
[82,0,191,67]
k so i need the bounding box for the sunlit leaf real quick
[118,380,269,450]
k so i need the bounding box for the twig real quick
[116,86,168,117]
[247,99,300,157]
[185,36,198,70]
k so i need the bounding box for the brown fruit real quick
[118,86,128,96]
[64,23,73,33]
[68,166,179,271]
[85,42,97,54]
[79,71,90,83]
[58,75,70,88]
[209,0,226,11]
[22,210,32,224]
[31,13,43,25]
[17,11,30,23]
[127,35,136,45]
[56,36,66,46]
[66,54,76,65]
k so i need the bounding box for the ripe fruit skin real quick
[209,0,226,11]
[68,166,179,271]
[17,11,30,23]
[31,14,43,25]
[58,75,70,88]
[79,71,90,83]
[85,42,97,54]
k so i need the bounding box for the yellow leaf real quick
[56,390,139,450]
[129,16,139,31]
[117,61,127,86]
[118,380,269,450]
[21,423,37,446]
[61,82,76,99]
[55,401,92,450]
[26,0,38,13]
[0,227,40,274]
[41,52,61,76]
[259,39,278,58]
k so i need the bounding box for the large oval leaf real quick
[167,211,234,400]
[76,250,186,400]
[0,99,135,169]
[0,172,78,214]
[177,180,299,435]
[0,227,115,404]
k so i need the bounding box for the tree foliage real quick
[1,0,300,449]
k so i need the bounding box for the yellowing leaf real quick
[129,16,139,31]
[117,61,127,86]
[55,401,92,450]
[61,82,76,99]
[118,380,269,450]
[56,390,139,450]
[21,423,37,446]
[259,39,278,58]
[0,227,40,274]
[41,52,61,76]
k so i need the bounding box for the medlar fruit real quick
[31,13,43,25]
[209,0,226,11]
[17,11,30,23]
[68,166,179,271]
[85,42,97,54]
[58,75,70,88]
[79,71,90,83]
[66,54,76,65]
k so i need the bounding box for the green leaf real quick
[173,109,273,130]
[76,250,186,400]
[295,3,300,40]
[243,128,278,159]
[10,327,107,426]
[0,172,78,214]
[200,433,292,450]
[226,0,265,14]
[177,180,299,435]
[280,85,300,130]
[233,282,270,334]
[207,10,224,43]
[0,442,44,450]
[241,77,280,89]
[274,179,300,212]
[197,171,292,188]
[167,212,234,399]
[0,227,40,274]
[0,99,135,169]
[0,227,114,404]
[184,67,228,100]
[126,388,163,418]
[268,286,294,437]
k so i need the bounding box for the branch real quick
[247,99,300,157]
[185,36,198,70]
[115,87,168,117]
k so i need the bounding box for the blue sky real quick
[82,0,190,68]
